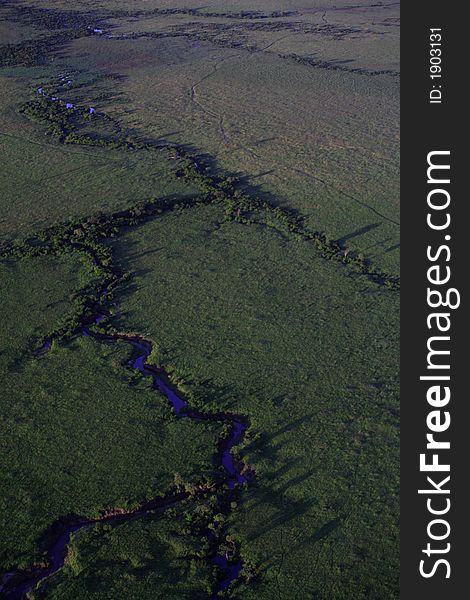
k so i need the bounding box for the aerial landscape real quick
[0,1,399,598]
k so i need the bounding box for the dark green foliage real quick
[32,505,217,599]
[0,30,91,68]
[8,4,97,31]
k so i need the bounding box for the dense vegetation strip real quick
[14,85,399,291]
[0,3,99,67]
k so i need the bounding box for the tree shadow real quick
[336,223,380,247]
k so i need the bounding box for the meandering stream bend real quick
[2,314,250,599]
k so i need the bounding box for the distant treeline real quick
[6,4,98,31]
[100,7,299,20]
[0,30,90,67]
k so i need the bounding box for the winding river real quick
[2,313,250,598]
[2,74,253,597]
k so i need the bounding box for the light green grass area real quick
[107,203,399,598]
[0,254,220,569]
[0,73,200,242]
[60,32,399,273]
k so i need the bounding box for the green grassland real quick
[1,2,399,598]
[0,19,39,45]
[2,1,399,271]
[106,203,399,598]
[53,1,399,274]
[0,254,220,570]
[0,73,200,242]
[32,507,214,600]
[0,254,90,366]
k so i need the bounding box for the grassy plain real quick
[0,254,220,570]
[107,203,399,598]
[0,19,38,45]
[61,33,399,274]
[2,0,400,270]
[0,254,89,366]
[1,1,399,598]
[0,73,200,241]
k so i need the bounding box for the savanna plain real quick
[0,1,399,599]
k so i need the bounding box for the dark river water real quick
[2,314,248,598]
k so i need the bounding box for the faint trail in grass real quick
[188,34,292,155]
[189,52,242,144]
[189,32,293,146]
[290,167,399,226]
[185,37,398,212]
[0,131,130,161]
[259,32,295,52]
